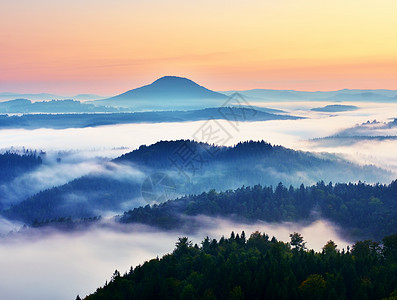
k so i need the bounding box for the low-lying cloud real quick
[0,150,145,207]
[0,100,395,300]
[0,217,351,300]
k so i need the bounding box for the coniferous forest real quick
[2,140,391,224]
[120,180,397,241]
[82,231,397,300]
[0,151,42,183]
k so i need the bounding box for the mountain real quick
[309,118,397,146]
[0,93,105,101]
[221,89,306,101]
[317,118,397,138]
[2,140,390,223]
[0,93,65,101]
[311,104,359,112]
[335,88,397,97]
[322,92,394,102]
[0,107,300,129]
[92,76,228,109]
[221,89,397,102]
[73,94,107,101]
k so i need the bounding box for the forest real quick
[0,151,42,186]
[120,180,397,241]
[82,231,397,300]
[2,140,390,224]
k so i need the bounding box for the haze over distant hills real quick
[0,107,299,129]
[311,104,359,112]
[222,89,397,102]
[93,76,228,110]
[0,99,126,114]
[2,77,397,111]
[309,118,397,147]
[0,92,105,102]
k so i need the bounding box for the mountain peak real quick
[148,76,209,90]
[153,75,194,83]
[95,76,227,109]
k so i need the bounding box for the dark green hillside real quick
[120,180,397,241]
[0,151,42,184]
[3,140,390,224]
[82,232,397,300]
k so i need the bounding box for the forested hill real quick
[3,140,391,224]
[115,140,389,186]
[120,180,397,240]
[81,232,397,300]
[0,151,42,184]
[0,151,43,210]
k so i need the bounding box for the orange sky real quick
[1,0,396,95]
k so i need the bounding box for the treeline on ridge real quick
[120,180,397,241]
[2,140,392,225]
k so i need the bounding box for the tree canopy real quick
[83,232,397,300]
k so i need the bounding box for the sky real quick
[1,0,397,95]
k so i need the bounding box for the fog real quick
[0,149,143,207]
[2,107,396,177]
[0,217,23,235]
[0,101,395,158]
[0,217,350,300]
[0,100,395,300]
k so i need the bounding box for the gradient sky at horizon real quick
[1,0,396,95]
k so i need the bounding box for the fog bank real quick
[0,218,350,300]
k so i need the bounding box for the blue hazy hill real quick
[0,99,126,113]
[0,107,300,129]
[222,89,397,102]
[0,92,105,101]
[2,140,391,223]
[93,76,228,109]
[311,104,359,112]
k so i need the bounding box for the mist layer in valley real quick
[1,139,390,225]
[0,217,350,300]
[0,97,396,300]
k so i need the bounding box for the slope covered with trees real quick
[82,232,397,300]
[0,151,42,184]
[0,151,43,210]
[120,180,397,240]
[2,140,390,224]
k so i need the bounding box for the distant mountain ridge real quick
[4,78,397,106]
[309,118,397,146]
[0,99,126,114]
[222,89,397,102]
[0,107,300,129]
[311,104,359,112]
[0,92,105,102]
